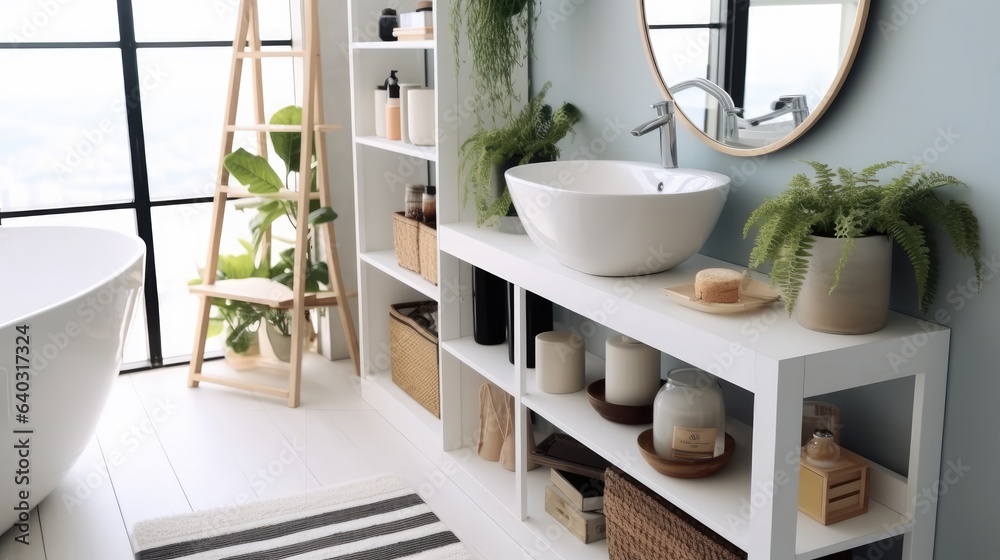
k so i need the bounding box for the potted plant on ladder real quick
[744,160,982,334]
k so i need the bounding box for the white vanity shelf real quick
[433,221,948,560]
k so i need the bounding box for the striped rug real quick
[131,475,473,560]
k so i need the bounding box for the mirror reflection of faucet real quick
[742,94,810,128]
[668,77,741,142]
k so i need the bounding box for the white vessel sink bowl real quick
[505,160,730,276]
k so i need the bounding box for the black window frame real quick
[0,0,293,372]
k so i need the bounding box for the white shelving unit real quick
[346,4,949,559]
[437,222,948,560]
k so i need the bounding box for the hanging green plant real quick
[460,82,582,226]
[450,0,536,124]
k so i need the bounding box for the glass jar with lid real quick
[804,428,841,468]
[652,367,726,460]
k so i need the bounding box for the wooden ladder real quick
[187,0,359,407]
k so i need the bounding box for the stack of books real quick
[544,469,607,544]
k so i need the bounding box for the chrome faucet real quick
[631,100,677,169]
[747,95,810,127]
[669,77,740,142]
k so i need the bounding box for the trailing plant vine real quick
[450,0,536,125]
[743,160,982,313]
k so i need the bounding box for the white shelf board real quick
[794,500,910,559]
[523,374,753,550]
[356,135,437,161]
[524,467,609,559]
[351,40,435,50]
[440,221,949,395]
[363,371,441,442]
[442,337,514,395]
[360,250,439,301]
[445,448,517,518]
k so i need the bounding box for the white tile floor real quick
[0,355,524,559]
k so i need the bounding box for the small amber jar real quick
[804,428,841,468]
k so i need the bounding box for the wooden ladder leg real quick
[286,0,319,408]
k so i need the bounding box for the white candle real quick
[535,331,585,394]
[604,335,660,405]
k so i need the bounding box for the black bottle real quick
[508,284,553,368]
[472,267,507,345]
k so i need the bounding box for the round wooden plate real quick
[637,428,735,479]
[586,379,664,425]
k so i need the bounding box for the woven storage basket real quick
[604,467,746,560]
[418,222,438,285]
[392,212,420,274]
[389,301,440,418]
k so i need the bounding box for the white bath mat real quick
[131,474,473,560]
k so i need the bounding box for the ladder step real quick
[190,373,290,398]
[225,124,342,133]
[189,278,351,309]
[221,184,322,200]
[235,50,308,59]
[190,278,297,308]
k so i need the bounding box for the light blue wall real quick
[532,0,999,557]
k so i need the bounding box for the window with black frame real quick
[0,0,296,370]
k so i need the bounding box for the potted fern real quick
[460,82,582,230]
[744,161,981,334]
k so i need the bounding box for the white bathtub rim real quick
[0,225,146,330]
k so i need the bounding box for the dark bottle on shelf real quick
[508,284,553,368]
[472,267,507,345]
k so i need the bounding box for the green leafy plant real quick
[460,82,582,226]
[743,160,982,313]
[450,0,536,124]
[223,106,337,252]
[193,106,339,352]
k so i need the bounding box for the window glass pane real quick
[139,47,297,201]
[151,202,255,360]
[0,50,132,212]
[132,0,292,42]
[645,2,715,25]
[744,4,842,119]
[0,0,120,43]
[4,210,148,365]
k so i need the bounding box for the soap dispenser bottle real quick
[385,70,401,141]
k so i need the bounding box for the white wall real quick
[532,1,999,557]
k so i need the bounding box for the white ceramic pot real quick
[398,83,422,144]
[265,322,292,362]
[407,88,436,146]
[795,235,892,334]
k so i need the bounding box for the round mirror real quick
[638,0,871,156]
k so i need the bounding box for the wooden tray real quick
[637,429,735,479]
[661,278,780,314]
[530,433,612,480]
[586,379,664,425]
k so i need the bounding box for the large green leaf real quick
[248,200,289,252]
[270,106,304,173]
[224,148,284,193]
[309,206,338,225]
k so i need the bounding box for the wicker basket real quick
[418,222,438,285]
[389,301,440,418]
[392,212,420,274]
[604,467,747,560]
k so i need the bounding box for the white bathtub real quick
[0,226,144,532]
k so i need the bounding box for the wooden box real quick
[550,469,604,512]
[544,483,607,544]
[798,448,871,525]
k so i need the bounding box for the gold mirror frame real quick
[637,0,871,157]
